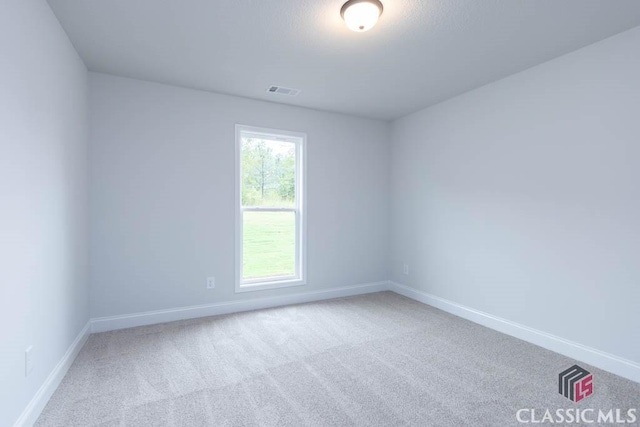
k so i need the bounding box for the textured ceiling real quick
[47,0,640,120]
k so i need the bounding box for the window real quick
[235,125,306,292]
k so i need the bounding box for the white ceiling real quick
[47,0,640,120]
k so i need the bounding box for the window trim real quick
[235,124,307,293]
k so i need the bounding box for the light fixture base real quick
[340,0,384,19]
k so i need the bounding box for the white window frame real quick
[235,124,307,292]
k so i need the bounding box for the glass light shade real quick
[342,1,382,32]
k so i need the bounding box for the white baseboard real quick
[14,322,91,427]
[13,280,639,427]
[91,281,391,333]
[390,281,640,384]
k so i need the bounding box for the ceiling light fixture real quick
[340,0,383,32]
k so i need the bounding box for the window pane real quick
[242,211,296,280]
[241,138,295,207]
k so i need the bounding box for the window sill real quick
[236,278,306,293]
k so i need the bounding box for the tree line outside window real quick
[241,139,295,207]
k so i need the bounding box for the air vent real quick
[267,85,300,97]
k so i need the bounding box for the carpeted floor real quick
[36,292,640,426]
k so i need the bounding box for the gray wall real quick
[0,1,89,425]
[391,26,640,364]
[89,73,390,318]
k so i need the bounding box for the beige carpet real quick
[36,292,640,426]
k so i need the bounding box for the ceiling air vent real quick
[267,85,300,97]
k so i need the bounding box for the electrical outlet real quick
[403,263,409,275]
[25,346,34,377]
[206,277,215,289]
